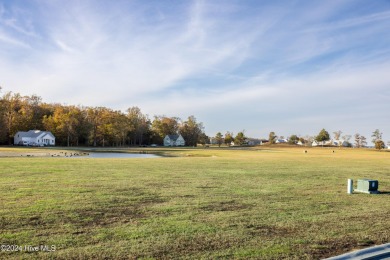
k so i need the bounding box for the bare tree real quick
[269,132,277,144]
[354,133,361,148]
[342,135,351,142]
[360,136,367,147]
[333,130,342,140]
[371,129,382,143]
[304,135,314,146]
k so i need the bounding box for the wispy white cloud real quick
[3,17,37,37]
[12,0,256,100]
[303,10,390,33]
[0,30,30,48]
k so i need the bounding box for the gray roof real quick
[166,134,180,141]
[16,130,55,139]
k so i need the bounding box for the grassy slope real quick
[0,147,389,259]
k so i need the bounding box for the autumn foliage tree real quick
[151,116,180,145]
[234,131,246,146]
[288,134,299,144]
[179,116,204,147]
[43,105,81,146]
[371,129,384,150]
[215,132,223,147]
[0,89,208,147]
[224,132,233,146]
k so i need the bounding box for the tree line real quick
[211,128,388,150]
[264,128,387,150]
[0,89,207,147]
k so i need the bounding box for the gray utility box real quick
[355,179,379,194]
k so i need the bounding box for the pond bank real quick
[0,150,162,158]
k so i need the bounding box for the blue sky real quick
[1,0,390,142]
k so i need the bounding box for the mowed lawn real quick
[0,147,389,259]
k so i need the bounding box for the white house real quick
[333,140,349,147]
[209,137,224,145]
[14,130,55,146]
[312,139,349,147]
[163,134,185,146]
[312,140,333,146]
[275,139,288,144]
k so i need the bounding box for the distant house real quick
[275,139,288,144]
[246,138,261,146]
[312,139,349,147]
[333,140,349,147]
[14,130,55,146]
[259,139,269,145]
[209,137,217,145]
[312,140,333,146]
[163,134,185,146]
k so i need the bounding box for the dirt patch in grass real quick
[9,191,167,231]
[70,195,167,227]
[196,185,218,189]
[28,215,44,226]
[245,224,296,237]
[72,207,145,227]
[306,237,378,259]
[0,216,8,229]
[178,194,196,198]
[200,200,252,212]
[145,233,248,259]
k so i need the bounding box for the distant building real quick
[14,130,55,146]
[333,140,349,147]
[275,139,288,144]
[312,139,349,147]
[259,139,269,145]
[209,137,225,145]
[164,134,185,146]
[246,138,261,146]
[312,140,332,146]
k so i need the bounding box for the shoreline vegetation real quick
[0,144,388,158]
[0,144,390,158]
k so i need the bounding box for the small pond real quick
[86,153,161,158]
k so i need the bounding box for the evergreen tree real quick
[315,128,330,142]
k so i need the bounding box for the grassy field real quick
[0,146,389,259]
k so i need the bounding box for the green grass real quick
[0,147,389,259]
